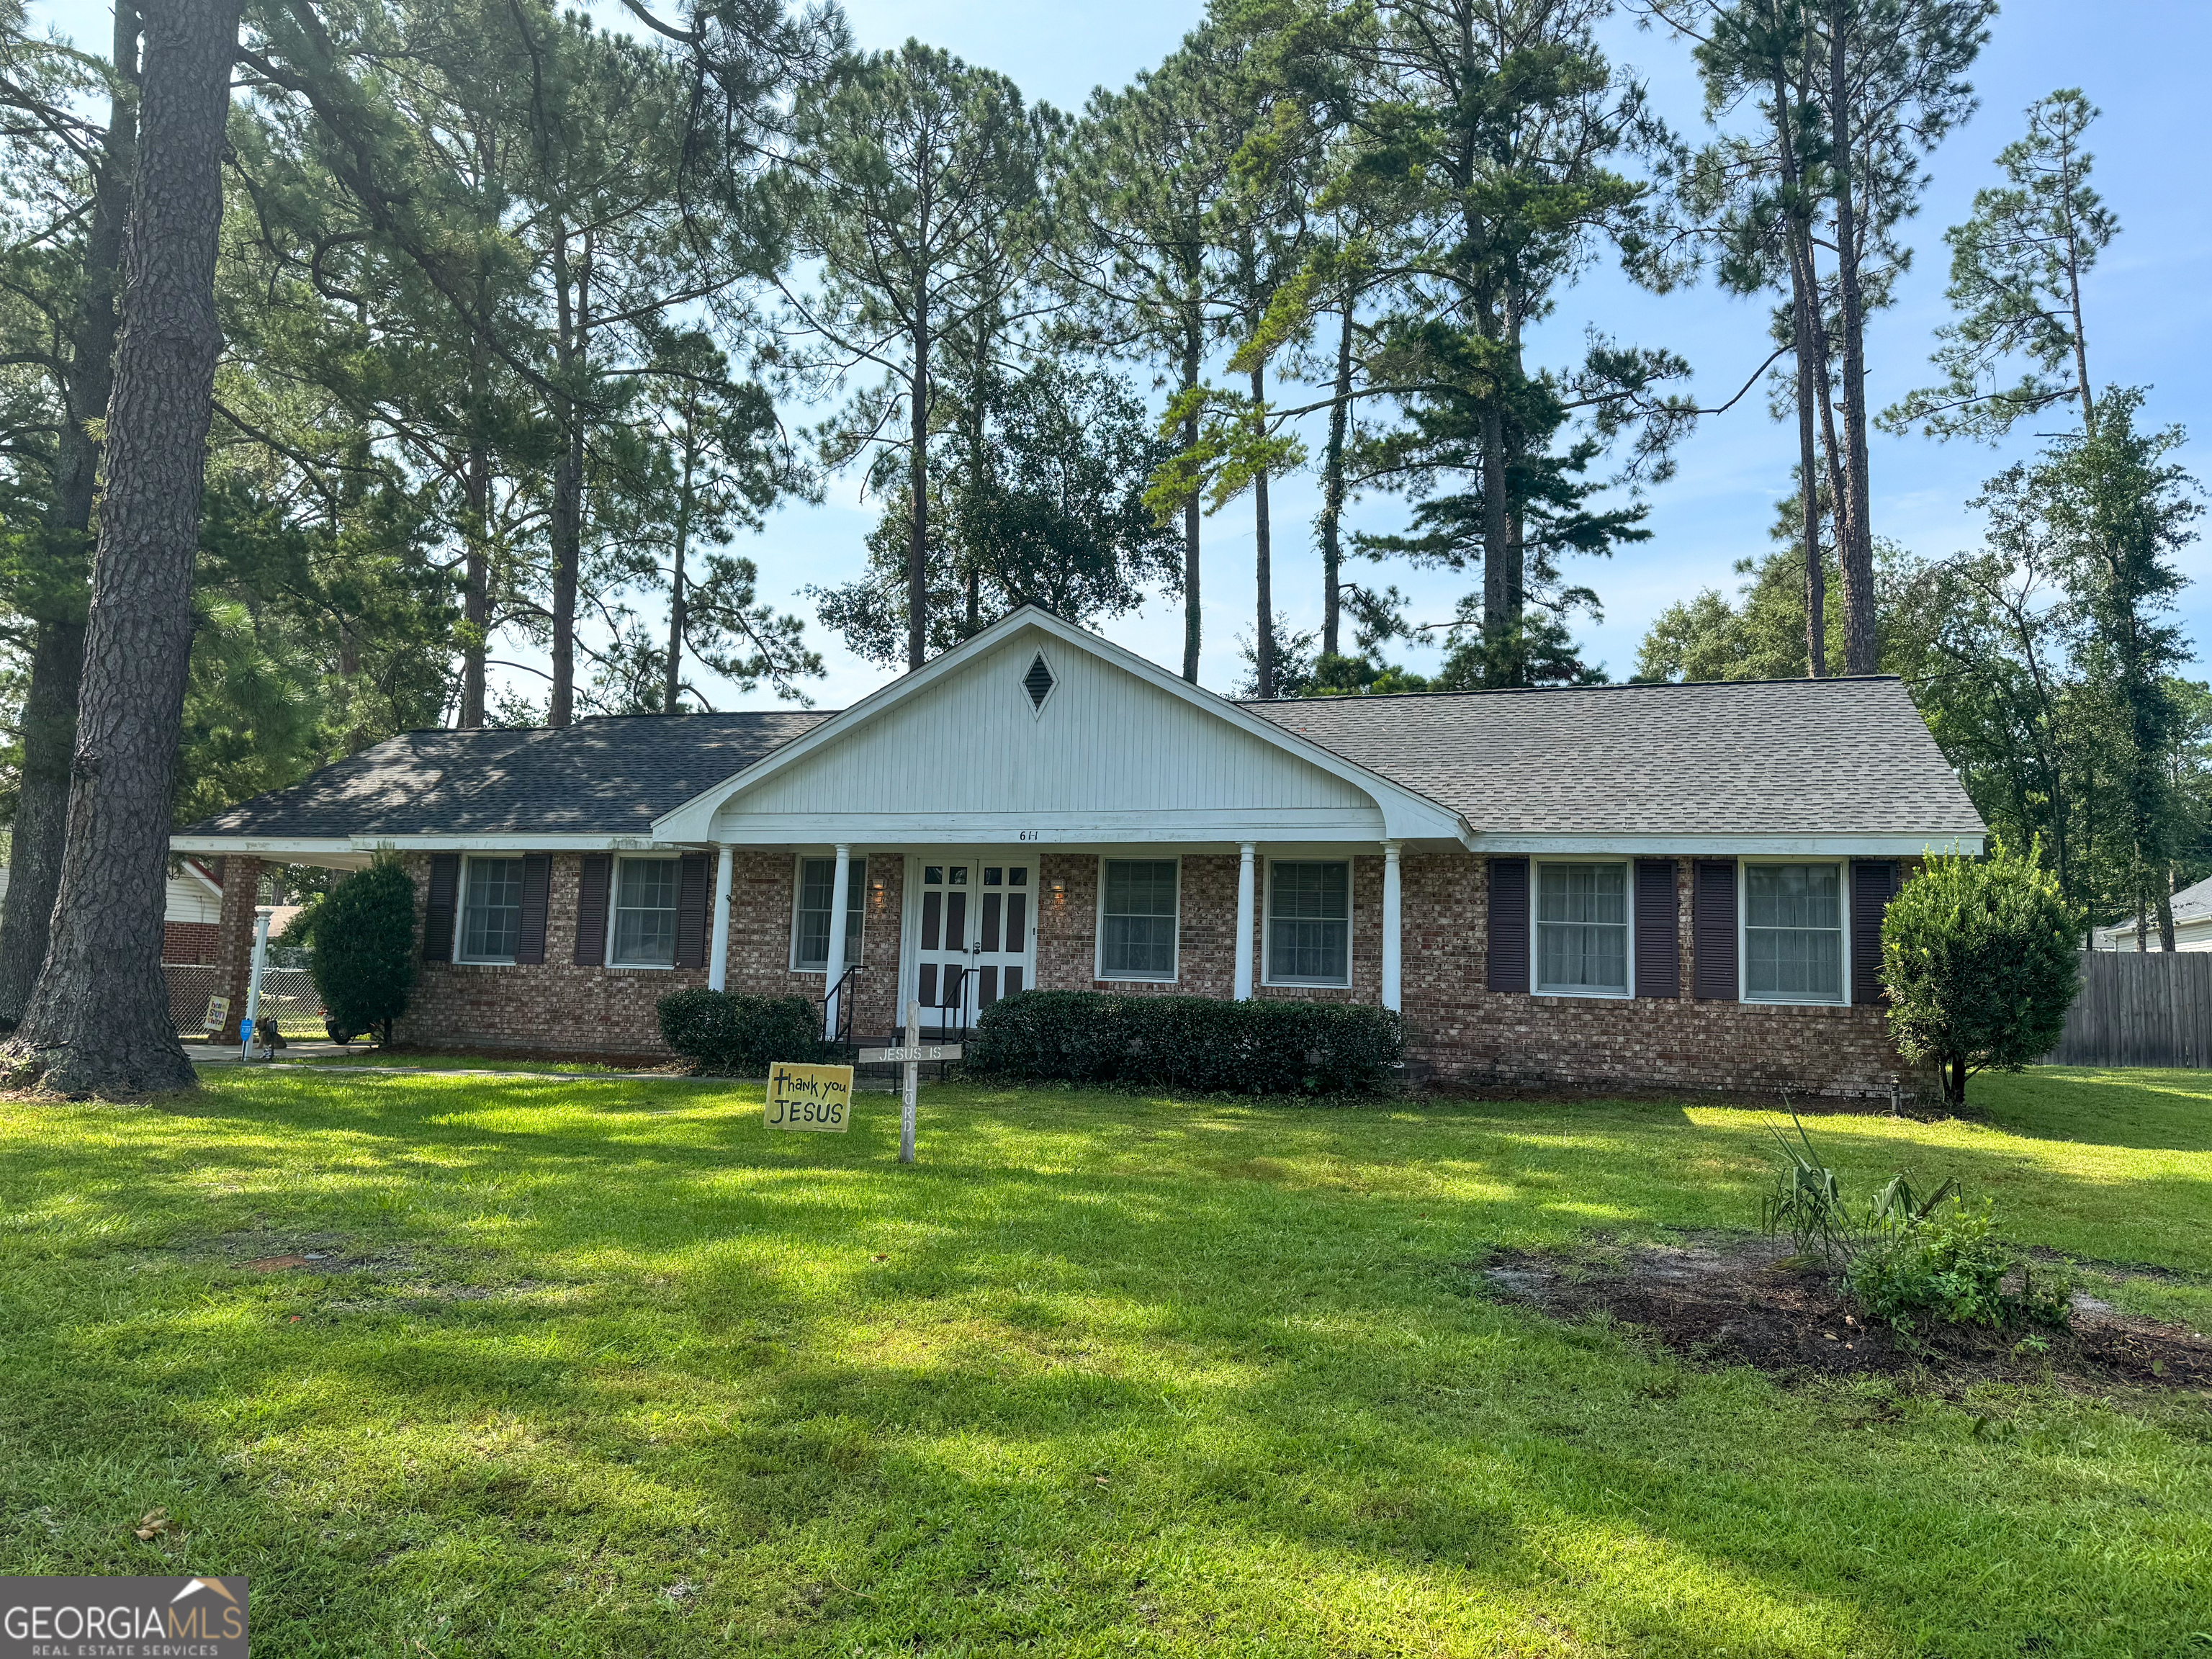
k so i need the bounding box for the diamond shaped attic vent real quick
[1022,652,1056,712]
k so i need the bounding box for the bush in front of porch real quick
[658,989,832,1075]
[968,989,1403,1094]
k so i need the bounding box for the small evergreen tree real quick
[307,853,416,1045]
[1881,840,2080,1109]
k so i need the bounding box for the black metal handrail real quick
[820,961,868,1053]
[934,965,972,1044]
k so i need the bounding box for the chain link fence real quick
[165,963,325,1039]
[165,963,224,1033]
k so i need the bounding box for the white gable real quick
[654,613,1466,846]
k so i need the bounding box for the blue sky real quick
[30,0,2212,709]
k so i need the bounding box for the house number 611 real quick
[1018,830,1040,841]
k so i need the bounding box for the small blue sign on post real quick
[238,1017,253,1060]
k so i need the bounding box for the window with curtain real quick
[1536,863,1629,994]
[1267,861,1349,985]
[1100,860,1177,979]
[459,856,523,963]
[611,857,680,966]
[793,857,866,971]
[1744,863,1843,1001]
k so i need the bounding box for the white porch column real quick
[1381,840,1403,1013]
[823,843,853,1036]
[707,843,734,992]
[1233,842,1257,1000]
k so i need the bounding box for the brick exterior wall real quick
[163,921,221,965]
[385,843,1913,1097]
[1398,848,1908,1098]
[211,855,263,1041]
[392,850,906,1057]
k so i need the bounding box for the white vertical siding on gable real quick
[721,629,1377,822]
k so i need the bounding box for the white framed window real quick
[1097,858,1179,981]
[610,855,680,968]
[791,855,866,972]
[1534,860,1631,997]
[457,855,523,963]
[1264,860,1351,987]
[1743,861,1845,1003]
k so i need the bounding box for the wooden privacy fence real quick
[2046,950,2212,1068]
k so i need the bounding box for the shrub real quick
[1757,1116,2071,1338]
[1881,839,2081,1110]
[659,989,829,1075]
[1848,1196,2072,1337]
[305,852,416,1044]
[966,990,1404,1095]
[1760,1114,1954,1268]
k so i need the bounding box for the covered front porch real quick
[701,840,1421,1045]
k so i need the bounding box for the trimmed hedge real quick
[658,989,830,1075]
[967,990,1404,1095]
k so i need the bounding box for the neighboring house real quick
[2094,876,2212,952]
[173,606,1987,1096]
[0,858,226,963]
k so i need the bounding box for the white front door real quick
[910,856,1037,1028]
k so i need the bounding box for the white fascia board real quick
[706,809,1396,845]
[649,606,1472,845]
[348,833,678,851]
[171,832,696,865]
[171,835,373,868]
[1470,832,1987,856]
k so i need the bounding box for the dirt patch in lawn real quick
[1480,1233,2212,1390]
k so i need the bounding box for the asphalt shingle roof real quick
[184,673,1984,844]
[183,711,833,840]
[2096,874,2212,938]
[1244,675,1986,837]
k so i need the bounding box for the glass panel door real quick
[911,857,1035,1031]
[972,862,1032,1013]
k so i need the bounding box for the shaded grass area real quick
[1,1066,2208,1656]
[283,1051,658,1075]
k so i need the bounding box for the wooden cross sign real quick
[859,999,961,1164]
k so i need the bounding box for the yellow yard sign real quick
[764,1062,855,1132]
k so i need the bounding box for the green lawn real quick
[2,1066,2208,1657]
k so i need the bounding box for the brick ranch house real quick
[174,606,1986,1095]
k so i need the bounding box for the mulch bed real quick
[1479,1233,2212,1390]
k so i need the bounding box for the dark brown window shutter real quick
[1635,859,1681,999]
[1851,860,1899,1005]
[574,853,611,966]
[1486,858,1529,993]
[1692,859,1738,1002]
[675,851,709,968]
[422,853,460,963]
[515,853,552,965]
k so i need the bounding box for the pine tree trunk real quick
[907,309,930,673]
[1771,53,1825,679]
[1318,289,1354,661]
[4,0,238,1096]
[547,230,588,727]
[1480,400,1510,667]
[1180,315,1201,684]
[0,4,140,1030]
[664,429,692,713]
[460,344,490,727]
[1827,8,1879,675]
[1250,362,1273,700]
